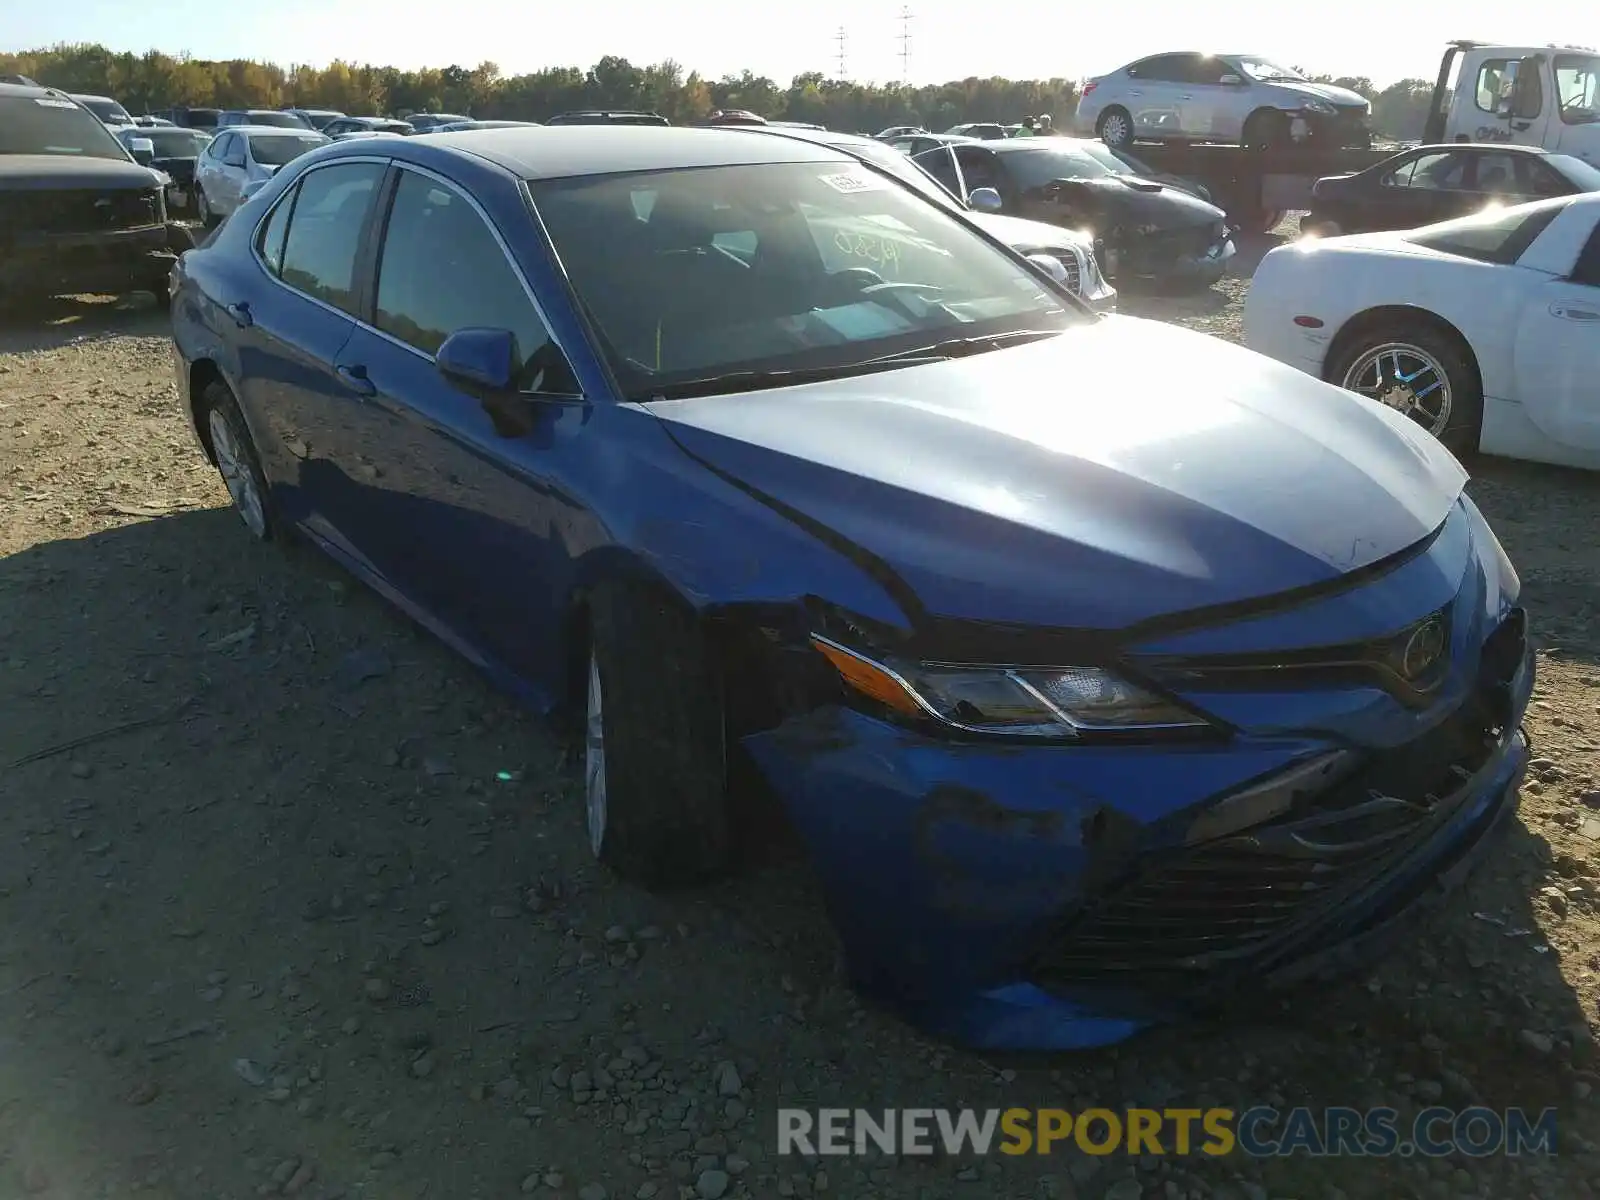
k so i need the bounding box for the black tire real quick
[1096,106,1133,148]
[585,581,731,887]
[1242,108,1290,151]
[1326,318,1483,456]
[198,380,279,541]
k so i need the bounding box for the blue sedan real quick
[169,127,1532,1051]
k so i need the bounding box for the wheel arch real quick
[1322,304,1483,399]
[187,357,227,465]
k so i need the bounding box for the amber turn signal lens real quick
[810,636,922,716]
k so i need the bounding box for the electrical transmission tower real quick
[835,26,847,78]
[897,7,913,84]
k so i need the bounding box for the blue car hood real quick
[650,316,1468,630]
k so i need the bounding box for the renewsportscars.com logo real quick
[777,1107,1558,1158]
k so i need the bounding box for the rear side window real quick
[1403,201,1567,264]
[278,162,385,314]
[373,170,580,393]
[1573,223,1600,287]
[256,186,295,274]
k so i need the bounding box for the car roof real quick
[224,125,330,138]
[1402,142,1551,155]
[405,125,852,179]
[69,92,119,102]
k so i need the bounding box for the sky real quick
[1,0,1589,91]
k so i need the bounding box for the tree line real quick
[0,43,1437,140]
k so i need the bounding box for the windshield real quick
[531,161,1076,398]
[1555,54,1600,125]
[1074,141,1153,176]
[125,128,212,157]
[1233,57,1305,82]
[78,96,132,124]
[1403,198,1569,264]
[246,111,311,129]
[248,133,329,164]
[0,95,131,159]
[999,145,1116,191]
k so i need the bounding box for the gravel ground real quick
[3,228,1600,1200]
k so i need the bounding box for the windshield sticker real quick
[35,97,79,108]
[818,170,885,194]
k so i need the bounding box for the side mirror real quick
[967,186,1003,213]
[1025,253,1070,285]
[1219,73,1244,86]
[437,327,516,394]
[129,136,155,165]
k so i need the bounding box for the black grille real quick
[1034,608,1526,987]
[0,187,162,237]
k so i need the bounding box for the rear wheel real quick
[199,380,276,541]
[1096,106,1133,148]
[1327,318,1483,455]
[584,582,732,887]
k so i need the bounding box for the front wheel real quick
[1241,108,1290,151]
[584,582,731,887]
[1327,320,1483,455]
[196,186,219,229]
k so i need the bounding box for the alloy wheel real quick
[584,652,608,858]
[1101,112,1129,146]
[207,408,267,537]
[1340,341,1453,436]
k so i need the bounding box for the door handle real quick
[336,363,376,396]
[224,301,252,329]
[1552,304,1600,322]
[1178,94,1193,100]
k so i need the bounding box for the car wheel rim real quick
[584,653,607,859]
[1103,114,1127,144]
[1341,342,1453,436]
[207,408,267,536]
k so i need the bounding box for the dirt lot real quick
[3,233,1600,1200]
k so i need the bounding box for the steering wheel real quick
[860,281,945,297]
[829,266,885,290]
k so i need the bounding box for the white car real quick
[1076,52,1371,150]
[1243,194,1600,468]
[195,126,330,224]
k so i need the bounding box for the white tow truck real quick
[1424,40,1599,164]
[1117,39,1599,231]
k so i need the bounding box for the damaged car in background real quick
[1,81,185,309]
[732,123,1115,310]
[913,137,1235,287]
[171,127,1531,1050]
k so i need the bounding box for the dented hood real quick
[650,316,1467,630]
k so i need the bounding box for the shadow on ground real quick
[0,294,171,355]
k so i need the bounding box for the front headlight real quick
[811,635,1209,737]
[1302,99,1335,115]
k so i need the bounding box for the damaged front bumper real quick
[742,584,1532,1050]
[0,224,177,302]
[1102,225,1235,286]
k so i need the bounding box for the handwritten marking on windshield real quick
[832,229,902,274]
